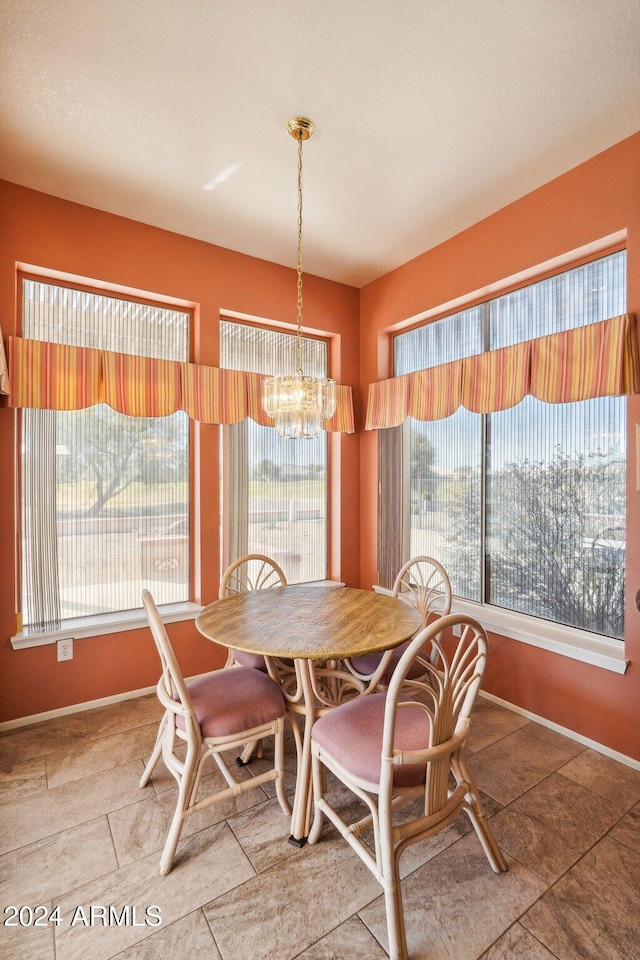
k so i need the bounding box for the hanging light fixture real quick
[262,117,337,439]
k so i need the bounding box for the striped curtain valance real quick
[181,364,248,423]
[530,314,640,402]
[365,313,638,429]
[103,352,182,418]
[365,374,411,429]
[7,338,103,409]
[5,337,355,433]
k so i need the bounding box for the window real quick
[393,251,626,640]
[219,319,329,583]
[20,279,190,632]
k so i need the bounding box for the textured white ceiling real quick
[1,0,639,287]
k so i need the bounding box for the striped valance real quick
[5,337,355,433]
[366,313,639,429]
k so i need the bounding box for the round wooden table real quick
[196,584,422,843]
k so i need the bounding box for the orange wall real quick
[360,131,640,761]
[0,181,360,722]
[3,133,640,760]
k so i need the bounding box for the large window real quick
[220,319,329,584]
[20,279,190,631]
[393,251,626,640]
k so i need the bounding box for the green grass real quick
[248,481,325,499]
[56,482,188,509]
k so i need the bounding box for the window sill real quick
[10,602,203,650]
[10,582,345,650]
[372,585,628,675]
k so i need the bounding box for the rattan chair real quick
[140,589,290,875]
[219,554,288,669]
[344,556,452,690]
[309,613,507,960]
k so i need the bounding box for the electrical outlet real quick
[57,638,74,661]
[452,623,462,637]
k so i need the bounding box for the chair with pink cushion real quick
[140,589,290,875]
[309,613,507,960]
[138,555,285,786]
[343,556,452,691]
[219,554,298,765]
[219,553,288,670]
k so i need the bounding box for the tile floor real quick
[1,693,640,960]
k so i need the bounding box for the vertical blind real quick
[392,251,627,638]
[220,320,329,584]
[21,279,190,630]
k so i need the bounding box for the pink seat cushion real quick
[234,650,268,671]
[350,640,428,684]
[233,651,295,673]
[312,692,431,787]
[177,667,285,739]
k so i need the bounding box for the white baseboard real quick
[2,677,638,772]
[0,672,211,732]
[479,689,640,771]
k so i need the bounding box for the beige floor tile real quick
[0,755,47,806]
[110,769,268,867]
[521,834,640,960]
[0,818,117,906]
[3,690,640,960]
[85,696,164,742]
[53,822,254,960]
[0,714,89,766]
[204,833,382,960]
[113,909,221,960]
[559,748,640,810]
[46,723,160,789]
[0,761,145,856]
[295,916,388,959]
[467,727,577,805]
[479,922,558,959]
[226,794,300,873]
[609,800,640,853]
[467,699,530,754]
[523,722,587,758]
[360,834,547,960]
[0,914,55,960]
[490,772,623,883]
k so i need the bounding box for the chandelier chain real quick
[261,117,336,439]
[296,130,304,377]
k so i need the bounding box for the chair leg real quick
[140,713,166,788]
[456,755,508,873]
[237,740,257,766]
[379,809,408,960]
[273,721,291,816]
[307,750,326,844]
[159,748,200,875]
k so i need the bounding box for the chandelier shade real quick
[262,117,336,439]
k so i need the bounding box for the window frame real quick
[382,246,629,674]
[11,271,200,649]
[218,315,333,585]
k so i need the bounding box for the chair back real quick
[392,556,452,626]
[382,613,487,813]
[141,589,199,741]
[219,553,287,598]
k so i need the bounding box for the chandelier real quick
[262,117,337,439]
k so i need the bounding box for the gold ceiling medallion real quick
[262,117,337,439]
